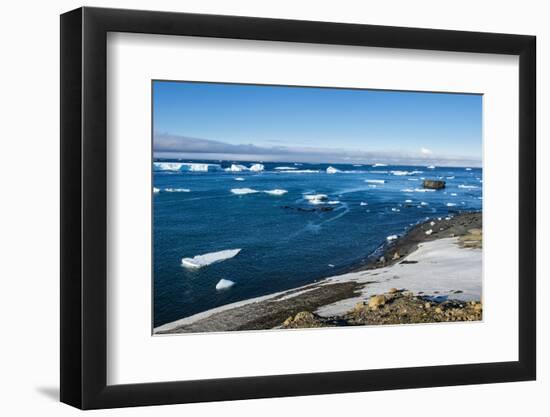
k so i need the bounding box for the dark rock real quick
[422,179,446,190]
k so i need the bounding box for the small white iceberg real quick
[234,177,245,181]
[231,188,258,195]
[226,164,248,172]
[304,194,328,204]
[446,203,457,207]
[164,188,190,192]
[405,199,413,203]
[425,229,433,235]
[326,166,340,174]
[372,163,388,167]
[420,202,428,206]
[465,168,472,171]
[327,200,340,205]
[365,179,385,184]
[153,187,160,193]
[264,189,288,196]
[181,249,241,269]
[249,163,264,172]
[427,165,436,169]
[215,279,235,290]
[387,235,398,241]
[360,202,368,206]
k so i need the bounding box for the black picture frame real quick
[60,6,536,410]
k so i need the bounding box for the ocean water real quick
[153,161,482,327]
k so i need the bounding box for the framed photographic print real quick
[60,7,536,409]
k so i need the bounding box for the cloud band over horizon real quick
[153,133,482,167]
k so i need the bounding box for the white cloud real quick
[421,147,433,155]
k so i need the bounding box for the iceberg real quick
[365,179,385,184]
[304,194,328,204]
[420,202,428,206]
[215,279,235,290]
[249,163,264,172]
[458,184,479,189]
[226,164,248,172]
[164,188,190,192]
[326,166,340,174]
[386,235,398,241]
[275,166,297,170]
[327,200,340,205]
[231,188,258,195]
[405,199,413,203]
[360,202,368,206]
[446,203,457,207]
[153,187,160,193]
[181,249,241,269]
[234,177,245,181]
[372,163,388,167]
[427,165,436,169]
[465,168,472,171]
[264,189,288,196]
[153,162,219,172]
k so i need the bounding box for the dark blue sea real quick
[153,161,482,327]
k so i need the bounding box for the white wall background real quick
[0,0,545,415]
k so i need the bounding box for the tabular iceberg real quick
[181,249,241,269]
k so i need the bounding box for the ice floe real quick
[304,194,328,204]
[153,162,219,172]
[365,179,385,184]
[264,189,288,196]
[234,177,245,181]
[458,185,479,189]
[215,279,235,290]
[326,166,340,174]
[274,166,297,170]
[372,163,388,167]
[231,188,259,195]
[164,188,190,192]
[153,187,160,193]
[226,164,248,172]
[446,203,457,207]
[181,249,241,269]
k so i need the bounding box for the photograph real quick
[152,81,483,334]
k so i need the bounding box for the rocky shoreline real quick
[154,211,482,334]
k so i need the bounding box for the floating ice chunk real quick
[408,178,419,181]
[304,194,328,204]
[164,188,190,192]
[249,163,264,172]
[215,279,235,290]
[391,207,400,212]
[274,166,296,170]
[326,166,340,174]
[420,202,428,206]
[153,187,160,193]
[360,202,368,206]
[328,264,335,267]
[465,168,472,171]
[264,189,288,196]
[231,188,258,195]
[153,162,218,172]
[450,193,458,196]
[234,177,245,181]
[427,165,436,169]
[372,163,388,167]
[279,169,319,173]
[226,164,248,172]
[181,249,241,269]
[446,176,455,180]
[425,229,433,235]
[446,203,457,207]
[458,185,479,189]
[365,179,385,184]
[327,200,340,205]
[405,199,413,203]
[387,235,398,241]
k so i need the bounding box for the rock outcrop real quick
[422,179,446,190]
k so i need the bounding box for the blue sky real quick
[153,81,482,166]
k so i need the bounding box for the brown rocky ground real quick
[282,288,482,329]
